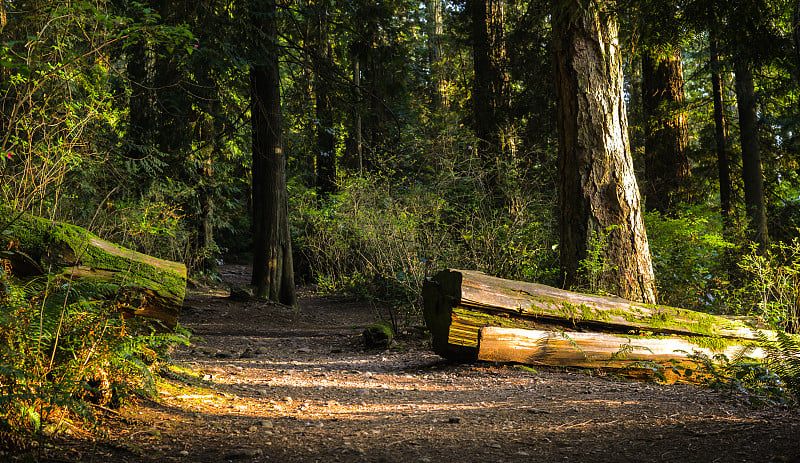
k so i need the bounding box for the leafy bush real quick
[0,258,190,436]
[291,167,558,322]
[644,209,733,312]
[735,240,800,332]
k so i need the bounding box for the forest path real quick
[26,264,800,462]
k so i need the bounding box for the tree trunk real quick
[734,61,768,248]
[314,3,336,196]
[193,41,219,274]
[426,0,444,111]
[642,47,691,213]
[478,326,761,372]
[710,36,733,231]
[552,0,656,303]
[1,207,186,327]
[126,36,156,163]
[250,1,297,306]
[794,0,800,85]
[354,54,363,175]
[471,0,495,157]
[487,0,508,118]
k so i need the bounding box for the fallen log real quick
[1,207,186,327]
[478,326,763,368]
[423,269,762,368]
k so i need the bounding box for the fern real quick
[686,330,800,406]
[0,265,191,436]
[757,330,800,401]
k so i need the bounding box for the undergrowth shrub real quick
[735,240,800,332]
[291,168,558,324]
[0,259,190,436]
[644,209,732,312]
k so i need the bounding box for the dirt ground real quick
[7,264,800,462]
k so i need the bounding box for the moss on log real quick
[1,207,186,327]
[423,269,764,368]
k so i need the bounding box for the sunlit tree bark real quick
[552,0,656,303]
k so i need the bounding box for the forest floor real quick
[8,263,800,463]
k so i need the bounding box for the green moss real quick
[363,320,394,349]
[530,296,612,323]
[1,206,186,321]
[686,335,736,352]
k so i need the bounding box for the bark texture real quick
[734,62,768,248]
[250,1,297,306]
[642,47,691,213]
[710,36,733,230]
[427,0,444,110]
[552,0,656,303]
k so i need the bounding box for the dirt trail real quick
[13,265,800,462]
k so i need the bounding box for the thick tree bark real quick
[642,47,691,213]
[250,1,297,306]
[710,36,733,230]
[552,0,656,303]
[734,62,768,248]
[471,0,495,156]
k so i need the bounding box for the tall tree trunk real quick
[250,0,297,306]
[427,0,444,111]
[315,61,336,195]
[552,0,656,304]
[793,0,800,85]
[353,53,363,175]
[642,47,691,213]
[471,0,495,157]
[710,36,733,230]
[734,61,768,248]
[126,38,156,163]
[487,0,508,118]
[314,4,336,196]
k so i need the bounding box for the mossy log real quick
[423,269,762,367]
[1,207,186,327]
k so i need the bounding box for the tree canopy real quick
[2,0,800,327]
